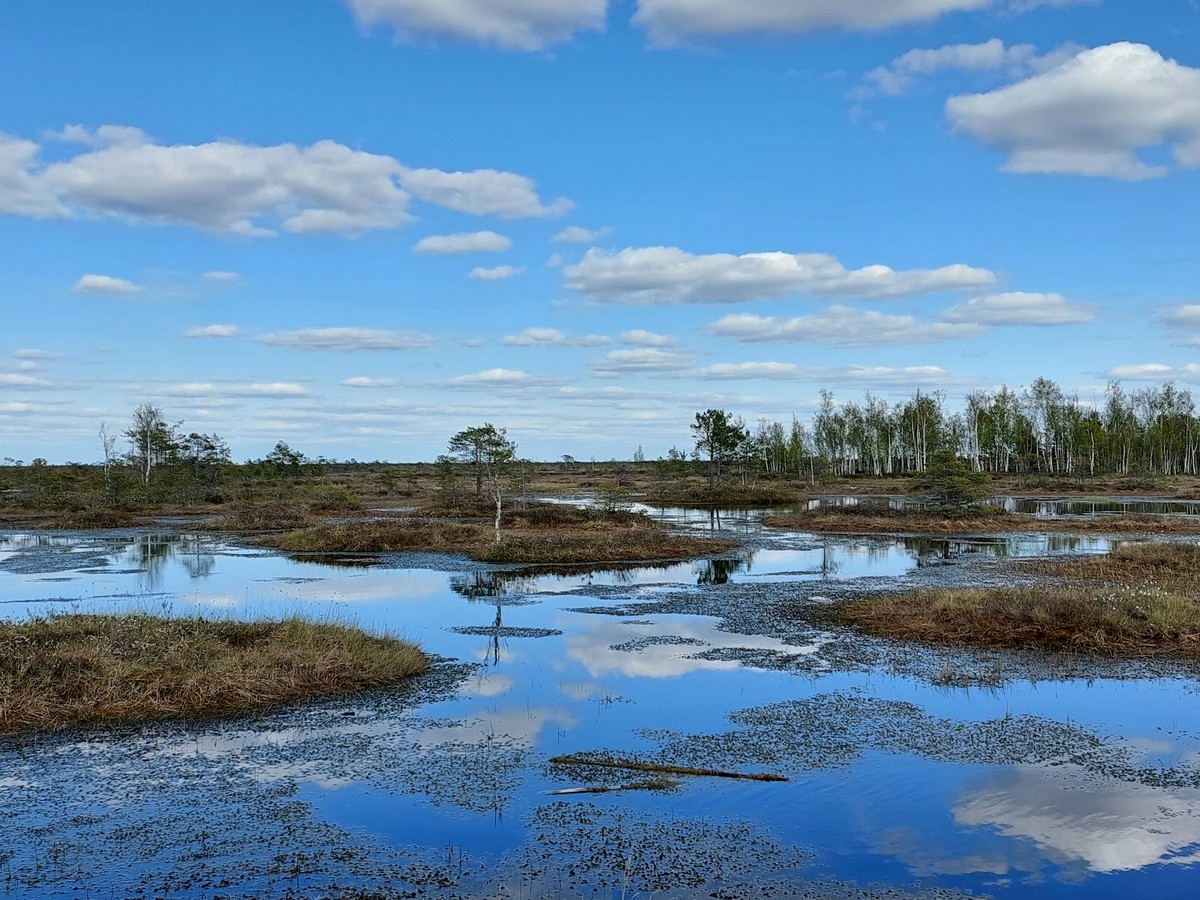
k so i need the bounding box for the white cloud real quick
[590,348,694,378]
[184,324,239,338]
[341,376,397,388]
[73,274,143,295]
[565,246,994,305]
[0,373,59,389]
[413,230,511,254]
[1162,305,1200,327]
[401,167,572,218]
[698,361,962,386]
[501,327,609,347]
[947,43,1200,180]
[203,270,241,282]
[620,329,677,347]
[941,292,1094,325]
[859,38,1079,96]
[163,382,310,398]
[710,306,984,346]
[633,0,1089,43]
[470,264,523,281]
[344,0,606,51]
[257,327,434,352]
[438,368,567,392]
[553,224,613,244]
[0,126,571,235]
[1106,363,1200,381]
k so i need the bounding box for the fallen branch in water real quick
[546,778,680,796]
[549,754,788,782]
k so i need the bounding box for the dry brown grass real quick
[764,506,1200,535]
[842,540,1200,657]
[269,504,736,564]
[0,613,428,734]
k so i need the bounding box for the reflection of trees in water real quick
[449,571,537,602]
[113,533,217,589]
[695,556,746,585]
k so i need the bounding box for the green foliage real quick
[909,449,991,508]
[691,409,749,486]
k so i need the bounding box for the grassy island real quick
[268,501,737,564]
[763,505,1200,535]
[0,613,428,734]
[841,541,1200,657]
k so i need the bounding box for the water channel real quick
[0,507,1197,898]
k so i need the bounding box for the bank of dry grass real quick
[764,505,1200,535]
[269,502,736,564]
[842,541,1200,657]
[0,613,428,734]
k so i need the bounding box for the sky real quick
[1,0,1198,464]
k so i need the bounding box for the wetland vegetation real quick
[0,612,428,733]
[842,541,1200,657]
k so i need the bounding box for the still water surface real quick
[0,520,1196,898]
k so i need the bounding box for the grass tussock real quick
[0,613,428,734]
[842,585,1200,657]
[641,484,806,508]
[269,504,736,564]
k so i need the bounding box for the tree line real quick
[687,378,1200,481]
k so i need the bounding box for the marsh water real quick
[1,506,1198,898]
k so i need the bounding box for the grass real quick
[841,540,1200,657]
[764,504,1200,534]
[268,503,737,564]
[0,613,429,733]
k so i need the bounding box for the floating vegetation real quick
[450,625,562,638]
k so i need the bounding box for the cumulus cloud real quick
[698,361,962,386]
[344,0,606,51]
[413,230,511,254]
[203,270,241,282]
[620,329,677,347]
[553,224,613,244]
[401,167,572,218]
[341,376,397,388]
[947,43,1200,180]
[73,274,143,294]
[859,38,1079,96]
[709,306,983,346]
[0,126,571,235]
[470,264,523,281]
[941,292,1094,325]
[184,324,239,338]
[590,348,694,378]
[257,327,434,352]
[565,246,994,305]
[632,0,1090,43]
[501,327,609,347]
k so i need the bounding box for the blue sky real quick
[2,0,1198,463]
